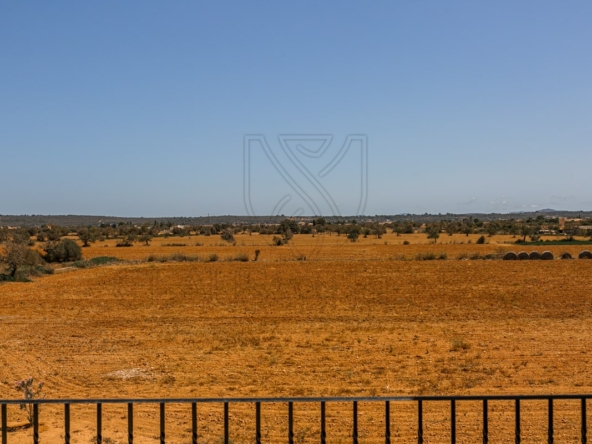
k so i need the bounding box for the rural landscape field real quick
[2,229,592,442]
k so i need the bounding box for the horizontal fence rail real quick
[1,395,591,444]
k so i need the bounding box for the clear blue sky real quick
[1,1,591,217]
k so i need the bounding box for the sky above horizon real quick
[1,2,591,217]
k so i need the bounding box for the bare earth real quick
[1,233,591,443]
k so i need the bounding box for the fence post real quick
[483,399,488,444]
[288,402,294,444]
[2,404,7,444]
[33,403,39,444]
[160,403,165,444]
[256,402,261,444]
[515,399,520,444]
[582,398,587,444]
[548,398,553,444]
[353,401,358,444]
[224,402,229,444]
[128,403,134,444]
[65,403,70,444]
[418,400,423,444]
[192,402,197,444]
[320,402,326,444]
[385,401,391,444]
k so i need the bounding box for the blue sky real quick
[1,1,591,217]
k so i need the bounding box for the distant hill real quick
[1,210,591,227]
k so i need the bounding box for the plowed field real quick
[1,234,591,442]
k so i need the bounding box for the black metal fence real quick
[1,394,590,444]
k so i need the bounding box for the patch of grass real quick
[89,256,121,266]
[517,239,592,246]
[451,339,471,352]
[232,253,250,262]
[415,252,447,261]
[72,256,121,269]
[162,243,187,247]
[207,253,219,262]
[0,273,31,283]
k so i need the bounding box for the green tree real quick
[426,228,440,243]
[139,233,153,246]
[78,229,97,247]
[519,224,532,242]
[44,239,82,263]
[1,241,31,277]
[347,226,361,242]
[485,223,498,237]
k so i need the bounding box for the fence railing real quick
[1,394,590,444]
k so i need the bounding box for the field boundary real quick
[2,394,591,443]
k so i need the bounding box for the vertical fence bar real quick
[256,402,261,444]
[418,400,423,444]
[33,403,39,444]
[483,399,488,444]
[451,400,456,444]
[320,401,326,444]
[96,403,102,444]
[515,399,520,444]
[583,398,587,444]
[65,403,70,444]
[224,402,229,444]
[128,403,133,444]
[192,402,197,444]
[548,398,553,444]
[385,401,391,444]
[288,402,294,444]
[2,403,7,444]
[353,401,358,444]
[160,403,165,444]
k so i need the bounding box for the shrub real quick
[415,252,438,261]
[207,253,219,262]
[402,240,410,245]
[476,235,486,244]
[14,377,44,424]
[233,253,249,262]
[254,249,261,261]
[221,230,235,243]
[44,239,82,263]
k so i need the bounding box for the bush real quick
[221,230,235,243]
[476,235,486,244]
[44,239,82,263]
[207,253,219,262]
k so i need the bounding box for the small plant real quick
[207,253,219,262]
[14,377,44,424]
[233,253,249,262]
[254,249,261,261]
[403,240,410,245]
[450,339,471,352]
[415,252,436,261]
[476,235,486,244]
